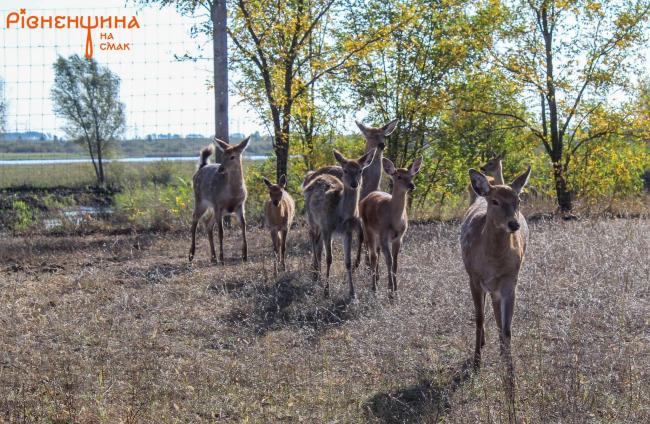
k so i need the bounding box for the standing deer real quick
[360,156,422,294]
[263,174,295,273]
[303,148,376,298]
[468,152,506,204]
[460,165,531,369]
[188,136,251,264]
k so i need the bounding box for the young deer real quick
[360,156,422,294]
[263,174,295,272]
[303,149,376,298]
[301,119,398,200]
[468,152,506,204]
[460,165,531,368]
[188,136,250,264]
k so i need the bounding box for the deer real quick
[303,148,376,298]
[468,152,506,205]
[302,118,398,267]
[359,156,423,295]
[188,136,250,264]
[460,165,531,370]
[263,174,295,273]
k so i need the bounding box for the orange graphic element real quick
[5,9,140,59]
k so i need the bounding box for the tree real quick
[137,0,229,145]
[52,55,125,187]
[230,0,392,180]
[344,0,508,203]
[482,0,650,212]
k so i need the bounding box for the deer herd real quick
[188,119,532,367]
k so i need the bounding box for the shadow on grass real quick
[219,272,358,337]
[364,358,474,424]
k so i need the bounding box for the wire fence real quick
[0,5,259,188]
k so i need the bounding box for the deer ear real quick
[214,137,230,152]
[236,136,251,152]
[278,174,287,188]
[262,177,273,188]
[469,168,491,197]
[382,119,399,136]
[355,120,370,135]
[359,148,376,169]
[510,165,531,194]
[333,149,347,166]
[409,156,423,175]
[382,157,397,175]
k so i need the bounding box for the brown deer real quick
[468,152,506,204]
[460,165,531,369]
[302,119,398,200]
[263,174,295,272]
[303,148,376,298]
[360,156,422,294]
[188,136,250,264]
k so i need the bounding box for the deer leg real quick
[216,216,224,264]
[310,229,322,282]
[280,229,288,271]
[354,221,364,269]
[500,291,516,356]
[380,238,393,296]
[391,239,401,292]
[271,230,279,275]
[323,234,333,297]
[367,236,378,292]
[344,230,355,298]
[471,283,486,369]
[188,203,206,262]
[491,293,503,342]
[236,206,248,262]
[207,216,217,263]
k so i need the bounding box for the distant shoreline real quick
[0,155,269,166]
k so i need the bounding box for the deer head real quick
[355,119,399,151]
[263,174,287,207]
[333,149,376,189]
[469,165,531,233]
[214,136,250,174]
[382,156,423,192]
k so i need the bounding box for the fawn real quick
[263,174,295,272]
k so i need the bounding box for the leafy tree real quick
[51,55,125,187]
[479,0,650,212]
[229,0,392,180]
[137,0,230,145]
[344,0,510,204]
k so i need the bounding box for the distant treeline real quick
[0,133,274,157]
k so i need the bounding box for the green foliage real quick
[10,200,38,232]
[51,54,125,186]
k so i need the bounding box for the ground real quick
[0,218,648,423]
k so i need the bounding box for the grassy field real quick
[0,217,648,422]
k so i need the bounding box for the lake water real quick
[0,155,269,166]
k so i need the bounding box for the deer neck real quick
[389,184,408,226]
[340,184,360,219]
[360,146,383,199]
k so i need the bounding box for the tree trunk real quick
[96,138,105,187]
[212,0,229,161]
[275,129,289,181]
[553,162,572,212]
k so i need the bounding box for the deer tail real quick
[198,144,214,169]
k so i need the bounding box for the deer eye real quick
[491,199,499,206]
[230,155,235,160]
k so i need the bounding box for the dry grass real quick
[0,217,648,423]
